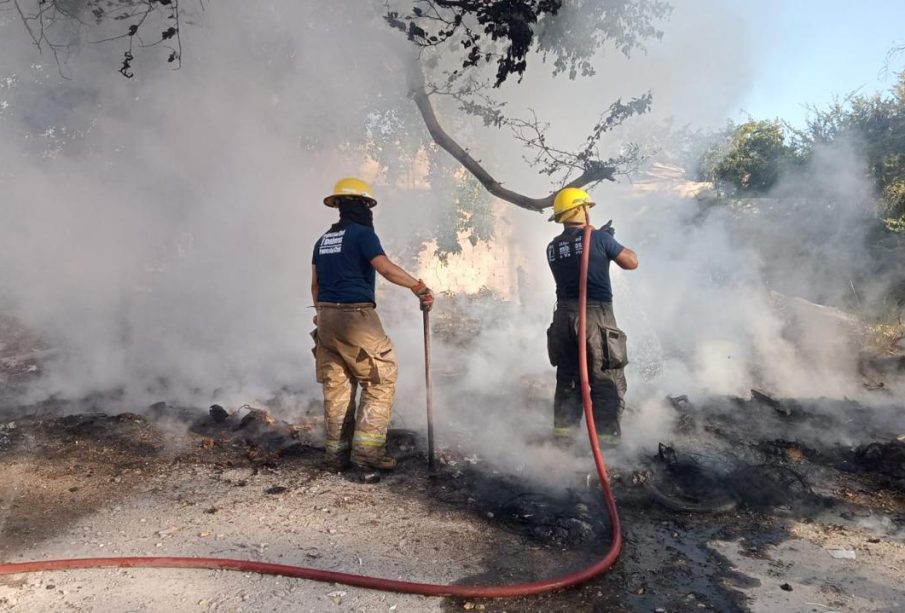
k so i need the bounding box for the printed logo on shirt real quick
[558,240,571,259]
[547,243,555,263]
[318,229,345,255]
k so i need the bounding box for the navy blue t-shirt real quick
[547,227,624,302]
[312,223,386,304]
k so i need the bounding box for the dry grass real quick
[865,322,905,356]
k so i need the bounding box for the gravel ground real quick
[0,396,904,612]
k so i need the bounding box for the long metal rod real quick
[423,310,436,472]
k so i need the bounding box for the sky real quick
[506,1,905,143]
[728,0,905,127]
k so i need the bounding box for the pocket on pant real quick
[600,325,628,370]
[356,336,397,385]
[546,324,558,367]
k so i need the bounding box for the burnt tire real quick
[645,480,738,513]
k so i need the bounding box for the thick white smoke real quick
[1,0,896,475]
[425,8,892,461]
[1,2,420,410]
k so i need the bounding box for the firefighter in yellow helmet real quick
[311,178,433,479]
[546,187,638,447]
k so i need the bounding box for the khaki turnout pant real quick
[313,303,398,465]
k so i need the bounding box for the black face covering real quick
[332,197,374,230]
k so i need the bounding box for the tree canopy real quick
[794,73,905,227]
[697,72,905,232]
[700,120,800,193]
[4,0,672,215]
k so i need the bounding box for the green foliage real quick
[792,72,905,224]
[883,178,905,220]
[428,149,495,263]
[535,0,672,79]
[9,0,674,249]
[387,0,671,87]
[884,215,905,234]
[362,100,494,262]
[698,75,905,228]
[700,120,800,193]
[364,104,427,187]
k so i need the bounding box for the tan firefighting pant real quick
[313,303,398,465]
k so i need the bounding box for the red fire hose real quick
[0,224,621,598]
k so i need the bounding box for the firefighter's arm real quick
[614,247,639,270]
[371,255,434,311]
[371,255,419,288]
[311,265,319,304]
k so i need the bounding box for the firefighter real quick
[546,187,638,448]
[311,177,433,474]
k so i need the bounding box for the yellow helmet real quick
[549,187,595,222]
[324,177,377,208]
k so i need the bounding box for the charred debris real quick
[644,389,905,520]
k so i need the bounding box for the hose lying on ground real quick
[0,224,622,598]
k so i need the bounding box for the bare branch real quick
[13,0,42,49]
[441,83,651,186]
[411,75,615,212]
[882,42,905,78]
[11,0,187,77]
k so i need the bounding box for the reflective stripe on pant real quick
[553,425,580,439]
[547,301,627,437]
[314,304,398,464]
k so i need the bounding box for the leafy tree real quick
[793,72,905,228]
[700,120,800,194]
[696,72,905,228]
[4,0,672,216]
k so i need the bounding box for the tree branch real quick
[410,79,615,212]
[10,0,185,78]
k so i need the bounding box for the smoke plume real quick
[1,0,898,475]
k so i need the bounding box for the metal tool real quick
[423,310,436,473]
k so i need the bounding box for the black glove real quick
[601,219,615,237]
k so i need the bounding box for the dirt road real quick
[0,399,903,613]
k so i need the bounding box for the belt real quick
[556,299,612,309]
[316,302,375,310]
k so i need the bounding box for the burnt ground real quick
[1,319,904,612]
[0,386,904,612]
